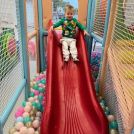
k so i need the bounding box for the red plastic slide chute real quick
[40,29,109,134]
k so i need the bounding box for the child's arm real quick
[53,18,64,28]
[75,19,90,36]
[50,18,64,31]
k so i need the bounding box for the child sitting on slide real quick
[50,4,89,62]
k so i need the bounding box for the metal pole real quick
[0,117,3,134]
[86,0,95,61]
[19,0,30,99]
[37,0,47,71]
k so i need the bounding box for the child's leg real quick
[70,39,79,61]
[62,40,70,61]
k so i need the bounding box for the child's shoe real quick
[64,58,69,62]
[73,57,79,62]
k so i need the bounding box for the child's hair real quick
[65,4,74,12]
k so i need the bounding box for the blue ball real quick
[16,117,23,122]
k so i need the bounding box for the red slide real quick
[40,30,109,134]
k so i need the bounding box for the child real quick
[50,4,89,62]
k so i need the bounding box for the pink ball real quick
[38,83,44,87]
[15,112,23,118]
[32,120,40,129]
[107,115,115,122]
[23,112,29,117]
[28,128,35,134]
[39,93,44,96]
[42,101,45,105]
[17,107,24,113]
[24,105,32,113]
[33,90,39,96]
[15,122,24,131]
[30,88,35,92]
[35,77,40,81]
[20,127,28,134]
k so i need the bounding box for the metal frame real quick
[37,0,47,71]
[19,0,30,99]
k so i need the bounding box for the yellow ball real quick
[110,129,119,134]
[25,122,32,128]
[9,128,16,134]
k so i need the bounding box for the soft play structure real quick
[0,0,134,134]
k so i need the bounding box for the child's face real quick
[65,9,74,20]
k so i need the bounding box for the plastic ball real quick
[38,83,44,87]
[17,107,24,113]
[26,102,32,106]
[28,97,34,102]
[25,122,32,128]
[32,102,38,108]
[23,117,31,124]
[39,93,44,96]
[22,101,26,107]
[30,116,35,121]
[109,129,119,134]
[32,107,38,114]
[14,132,20,134]
[38,87,44,93]
[24,105,32,113]
[109,121,118,129]
[36,112,42,117]
[9,128,16,134]
[28,128,35,134]
[100,99,106,106]
[107,115,115,122]
[15,112,23,118]
[30,111,35,117]
[30,82,34,87]
[40,79,46,84]
[15,122,24,131]
[16,117,24,123]
[35,131,39,134]
[23,112,30,117]
[33,84,39,90]
[35,117,41,121]
[33,90,39,96]
[37,103,43,111]
[20,127,28,134]
[29,92,35,97]
[34,96,38,101]
[32,120,40,129]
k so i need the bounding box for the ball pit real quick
[91,52,101,81]
[9,71,46,134]
[97,95,119,133]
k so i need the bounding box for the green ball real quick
[23,117,31,124]
[40,79,46,84]
[33,84,39,90]
[105,107,110,115]
[22,101,26,107]
[100,99,106,106]
[29,92,35,97]
[37,103,43,111]
[32,102,38,108]
[38,96,43,101]
[38,87,44,93]
[109,121,118,129]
